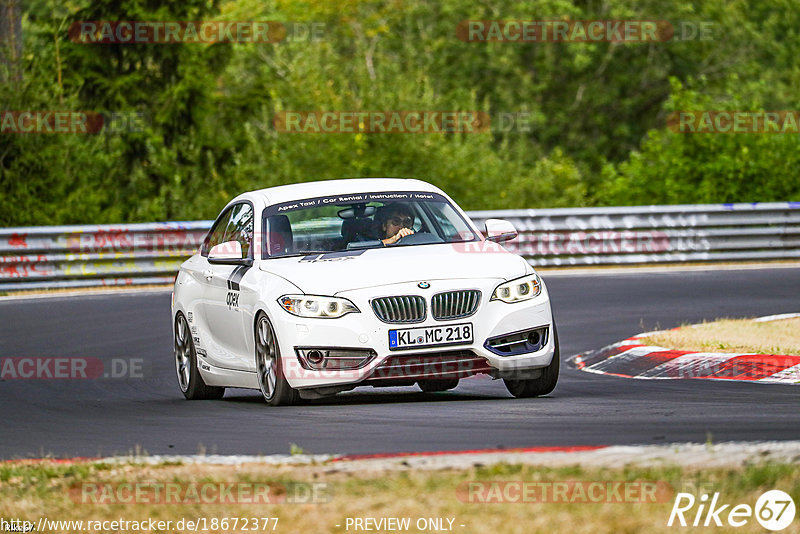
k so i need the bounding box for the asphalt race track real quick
[1,267,798,459]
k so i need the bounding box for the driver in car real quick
[377,203,415,246]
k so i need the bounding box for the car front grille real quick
[371,295,426,324]
[431,290,481,320]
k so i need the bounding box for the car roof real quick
[233,178,445,206]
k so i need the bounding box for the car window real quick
[261,192,479,257]
[202,208,234,256]
[425,202,464,241]
[286,206,344,253]
[223,203,254,258]
[202,203,253,258]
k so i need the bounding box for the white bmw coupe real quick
[172,178,559,405]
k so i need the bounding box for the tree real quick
[0,0,23,82]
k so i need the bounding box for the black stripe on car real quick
[228,264,250,291]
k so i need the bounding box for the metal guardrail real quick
[1,203,798,291]
[469,202,800,267]
[0,221,210,291]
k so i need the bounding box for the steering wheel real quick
[392,232,440,246]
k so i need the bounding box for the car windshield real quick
[261,191,479,257]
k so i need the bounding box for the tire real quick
[255,312,300,406]
[174,313,225,400]
[417,378,460,392]
[503,324,560,398]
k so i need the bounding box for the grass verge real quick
[0,460,798,533]
[645,317,800,356]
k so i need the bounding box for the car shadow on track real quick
[219,388,507,406]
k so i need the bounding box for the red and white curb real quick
[4,442,800,470]
[570,314,800,384]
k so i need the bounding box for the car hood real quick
[258,242,530,294]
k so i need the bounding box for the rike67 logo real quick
[668,490,796,531]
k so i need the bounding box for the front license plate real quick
[388,323,473,350]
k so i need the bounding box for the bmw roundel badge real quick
[418,282,430,289]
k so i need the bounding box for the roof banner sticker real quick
[266,191,443,216]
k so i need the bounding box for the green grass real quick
[0,460,798,533]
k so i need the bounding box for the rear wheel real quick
[417,378,460,392]
[255,313,300,406]
[503,324,560,398]
[174,313,225,400]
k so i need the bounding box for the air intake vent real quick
[485,326,549,356]
[431,290,481,320]
[365,350,492,383]
[371,296,426,324]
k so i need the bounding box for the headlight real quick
[277,295,360,318]
[491,274,542,303]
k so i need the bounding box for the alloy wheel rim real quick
[257,317,278,399]
[175,316,191,392]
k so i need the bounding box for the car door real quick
[202,202,255,371]
[184,207,234,367]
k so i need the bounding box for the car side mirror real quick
[208,241,250,264]
[485,219,518,243]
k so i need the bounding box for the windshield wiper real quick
[268,250,339,259]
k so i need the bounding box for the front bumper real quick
[273,278,556,389]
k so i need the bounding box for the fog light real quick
[485,326,549,356]
[296,348,376,371]
[307,350,325,365]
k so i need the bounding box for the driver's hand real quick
[385,227,414,245]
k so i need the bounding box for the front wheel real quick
[255,313,300,406]
[503,324,560,398]
[174,313,225,400]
